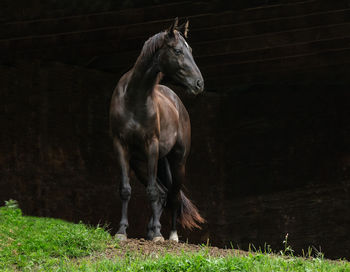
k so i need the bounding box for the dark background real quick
[1,0,350,259]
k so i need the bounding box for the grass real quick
[0,200,113,270]
[58,253,350,272]
[1,200,350,271]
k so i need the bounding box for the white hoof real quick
[169,231,179,242]
[152,236,165,243]
[115,234,127,241]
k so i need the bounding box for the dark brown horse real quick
[109,18,204,242]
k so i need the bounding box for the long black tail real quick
[156,157,205,230]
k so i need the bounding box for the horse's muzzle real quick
[191,78,204,95]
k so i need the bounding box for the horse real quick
[109,18,205,242]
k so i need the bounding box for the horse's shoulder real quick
[156,84,174,94]
[155,84,179,103]
[155,84,189,121]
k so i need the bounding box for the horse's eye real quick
[174,49,182,55]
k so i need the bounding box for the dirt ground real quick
[98,238,248,260]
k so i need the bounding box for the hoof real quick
[169,231,179,243]
[115,234,127,241]
[152,236,165,243]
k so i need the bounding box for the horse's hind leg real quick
[158,157,179,242]
[168,152,188,242]
[113,139,131,241]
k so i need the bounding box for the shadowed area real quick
[1,0,350,260]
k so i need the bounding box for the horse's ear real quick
[178,20,189,38]
[167,17,178,38]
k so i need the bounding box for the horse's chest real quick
[124,117,143,133]
[120,119,151,139]
[115,114,154,143]
[112,107,177,157]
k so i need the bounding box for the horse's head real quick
[158,18,204,95]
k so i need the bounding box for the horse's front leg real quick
[146,182,167,240]
[146,216,154,240]
[146,138,164,242]
[113,139,131,241]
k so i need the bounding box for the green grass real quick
[1,200,350,271]
[57,253,350,272]
[0,200,113,270]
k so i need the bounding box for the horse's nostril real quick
[196,79,203,89]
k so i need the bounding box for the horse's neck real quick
[125,54,160,105]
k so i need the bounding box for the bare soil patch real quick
[98,238,248,260]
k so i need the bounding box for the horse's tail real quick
[178,190,205,230]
